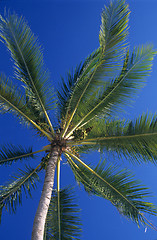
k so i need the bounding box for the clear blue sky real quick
[0,0,157,239]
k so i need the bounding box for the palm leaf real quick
[70,113,157,163]
[57,50,99,123]
[0,74,52,139]
[0,144,34,165]
[99,0,129,50]
[65,46,155,138]
[62,0,130,137]
[0,13,56,133]
[65,151,157,229]
[44,187,82,240]
[0,164,41,222]
[60,50,100,132]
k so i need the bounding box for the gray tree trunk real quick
[31,146,59,240]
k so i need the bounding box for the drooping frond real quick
[0,164,41,222]
[0,144,34,165]
[0,74,52,139]
[61,0,130,137]
[44,187,82,240]
[65,46,155,138]
[69,113,157,164]
[0,13,56,133]
[65,151,157,229]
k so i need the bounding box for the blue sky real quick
[0,0,157,239]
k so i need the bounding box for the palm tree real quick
[0,0,157,239]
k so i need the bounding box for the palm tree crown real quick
[0,0,157,239]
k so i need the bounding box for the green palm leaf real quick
[44,187,82,240]
[57,50,99,123]
[0,164,41,222]
[0,74,52,139]
[0,13,56,133]
[99,0,129,50]
[66,152,157,229]
[0,144,34,165]
[70,113,157,163]
[62,0,130,137]
[66,46,155,138]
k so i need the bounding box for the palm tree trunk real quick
[31,146,59,240]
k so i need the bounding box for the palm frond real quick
[0,74,52,139]
[65,46,155,138]
[99,0,129,50]
[70,113,157,164]
[0,164,41,222]
[59,50,100,131]
[0,13,56,133]
[44,187,82,240]
[0,144,34,165]
[61,0,130,137]
[65,151,157,229]
[57,51,98,121]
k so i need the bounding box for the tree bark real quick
[31,146,59,240]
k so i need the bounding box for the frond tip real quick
[99,0,130,50]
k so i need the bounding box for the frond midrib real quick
[67,132,157,146]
